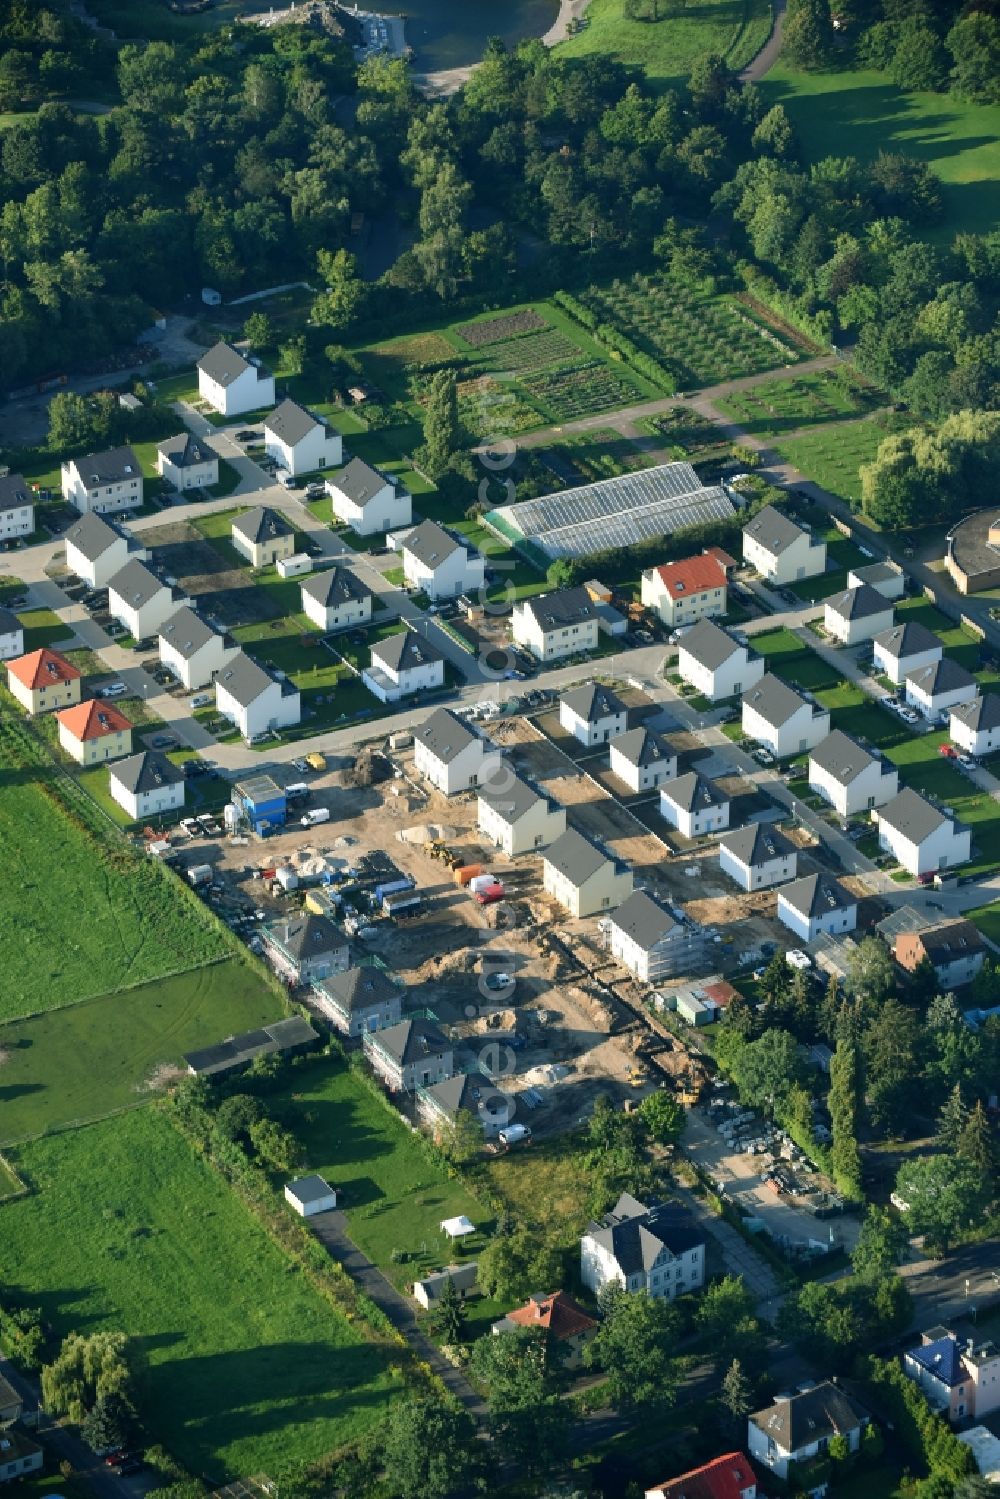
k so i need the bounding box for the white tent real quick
[440,1214,475,1239]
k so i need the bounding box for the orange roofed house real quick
[5,648,81,716]
[640,553,728,630]
[492,1290,597,1369]
[56,698,133,766]
[645,1451,757,1499]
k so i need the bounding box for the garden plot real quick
[142,520,281,630]
[716,371,881,438]
[520,361,638,422]
[454,309,548,346]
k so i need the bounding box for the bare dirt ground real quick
[142,520,282,628]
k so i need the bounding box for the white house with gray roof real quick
[905,658,978,720]
[872,621,943,685]
[742,504,826,584]
[560,682,628,747]
[477,768,567,856]
[0,608,23,663]
[748,1383,869,1483]
[402,519,485,602]
[314,963,405,1037]
[300,566,373,633]
[156,433,219,491]
[262,912,349,985]
[581,1192,705,1301]
[873,788,971,876]
[363,630,444,703]
[777,874,858,943]
[848,560,905,599]
[677,618,763,701]
[158,605,237,689]
[326,458,412,536]
[719,823,798,891]
[741,673,830,758]
[107,560,177,640]
[197,341,275,417]
[231,506,296,570]
[263,398,342,477]
[809,729,899,817]
[951,694,1000,758]
[609,889,706,982]
[824,583,895,645]
[414,707,493,795]
[543,827,633,917]
[512,586,601,663]
[0,474,34,539]
[108,749,185,821]
[659,772,730,839]
[609,726,677,792]
[61,444,143,516]
[65,513,138,587]
[215,651,301,740]
[363,1016,453,1092]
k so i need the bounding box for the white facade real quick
[639,557,727,628]
[65,523,130,588]
[363,637,445,704]
[402,525,486,602]
[198,353,275,417]
[215,661,301,740]
[414,724,492,795]
[609,735,677,793]
[905,669,978,719]
[808,745,899,817]
[0,616,24,662]
[109,764,185,822]
[748,1392,866,1483]
[678,634,763,702]
[719,841,798,892]
[264,410,342,478]
[158,612,237,690]
[61,450,143,516]
[560,700,627,748]
[777,883,858,944]
[108,572,176,640]
[873,639,942,687]
[477,784,567,857]
[742,507,827,584]
[543,836,633,918]
[876,806,971,876]
[327,463,412,536]
[824,592,895,646]
[659,777,730,839]
[741,684,830,759]
[951,697,1000,758]
[0,476,35,539]
[300,577,372,634]
[580,1197,706,1302]
[511,588,600,663]
[284,1177,337,1217]
[156,437,218,491]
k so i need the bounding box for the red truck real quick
[474,882,505,906]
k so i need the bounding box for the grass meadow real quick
[556,0,774,89]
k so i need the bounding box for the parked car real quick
[100,682,128,698]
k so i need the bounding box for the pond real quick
[397,0,560,71]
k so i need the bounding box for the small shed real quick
[440,1214,475,1240]
[675,990,710,1026]
[201,287,222,306]
[233,773,287,835]
[413,1262,479,1310]
[284,1174,337,1217]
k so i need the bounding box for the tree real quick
[432,1275,467,1345]
[957,1101,996,1178]
[751,105,794,158]
[585,1289,679,1413]
[213,1094,264,1147]
[894,1154,990,1252]
[782,0,833,69]
[638,1090,685,1146]
[242,311,273,348]
[758,950,791,1014]
[730,1028,803,1114]
[477,1229,560,1304]
[80,1392,132,1454]
[47,390,94,451]
[379,1397,480,1499]
[829,1036,863,1198]
[418,369,460,479]
[440,1105,483,1165]
[546,558,576,590]
[695,1275,759,1370]
[845,936,895,1009]
[719,1358,753,1432]
[946,14,1000,105]
[469,1327,569,1469]
[313,247,367,332]
[863,997,921,1134]
[41,1332,132,1423]
[248,1118,302,1172]
[936,1082,967,1151]
[279,333,306,377]
[851,1205,906,1282]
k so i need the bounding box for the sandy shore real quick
[414,0,591,96]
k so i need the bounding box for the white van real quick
[190,693,212,709]
[300,807,331,828]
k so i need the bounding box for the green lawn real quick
[776,413,910,507]
[555,0,774,88]
[267,1056,490,1291]
[747,626,805,661]
[716,370,883,438]
[0,962,285,1146]
[18,607,74,652]
[1,1109,398,1478]
[784,537,871,601]
[883,724,1000,876]
[764,64,1000,240]
[967,900,1000,945]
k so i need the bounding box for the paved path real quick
[740,0,788,81]
[308,1211,487,1420]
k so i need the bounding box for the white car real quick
[787,949,812,970]
[957,754,976,770]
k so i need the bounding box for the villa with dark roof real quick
[156,432,219,491]
[871,620,942,686]
[609,725,677,792]
[873,787,971,876]
[0,473,34,540]
[742,673,830,758]
[109,750,185,821]
[159,605,237,689]
[262,913,349,985]
[559,681,628,747]
[231,506,296,570]
[748,1382,870,1482]
[215,651,301,740]
[776,873,858,943]
[719,823,798,892]
[951,693,1000,757]
[402,519,485,601]
[581,1192,705,1300]
[477,767,567,855]
[904,1326,1000,1423]
[363,629,444,703]
[362,1017,453,1092]
[326,457,412,535]
[659,771,730,838]
[608,889,707,982]
[512,586,601,662]
[61,444,143,516]
[197,341,275,416]
[904,657,978,720]
[299,565,373,633]
[742,504,826,584]
[809,729,899,817]
[677,618,763,702]
[824,583,895,645]
[414,707,492,795]
[314,963,405,1036]
[264,398,341,476]
[543,827,633,917]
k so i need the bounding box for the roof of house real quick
[108,558,168,608]
[903,919,986,963]
[414,1262,479,1302]
[678,617,745,671]
[65,511,123,561]
[56,697,131,741]
[198,341,254,387]
[610,889,678,949]
[216,651,290,708]
[420,1073,496,1123]
[826,582,893,622]
[0,1373,21,1411]
[648,553,727,599]
[300,565,371,609]
[778,873,857,919]
[544,827,616,885]
[266,912,345,962]
[264,398,322,446]
[647,1452,758,1499]
[504,1290,597,1341]
[584,1192,703,1275]
[0,473,33,513]
[743,503,808,556]
[0,607,21,637]
[286,1174,335,1206]
[520,585,599,631]
[185,1015,318,1075]
[611,725,674,769]
[110,749,184,796]
[952,693,1000,732]
[873,621,941,661]
[905,657,976,697]
[403,518,462,570]
[370,629,443,674]
[742,672,811,728]
[851,561,901,586]
[7,647,81,690]
[232,505,294,546]
[809,729,879,785]
[371,1016,450,1068]
[322,964,404,1013]
[720,822,796,868]
[69,444,141,488]
[478,768,551,824]
[159,605,224,659]
[414,706,482,764]
[661,771,729,814]
[157,432,217,469]
[877,787,951,843]
[329,457,392,508]
[751,1382,868,1452]
[561,681,626,724]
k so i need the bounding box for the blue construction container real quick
[233,773,287,835]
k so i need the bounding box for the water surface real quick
[394,0,560,71]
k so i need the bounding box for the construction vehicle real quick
[627,1066,647,1088]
